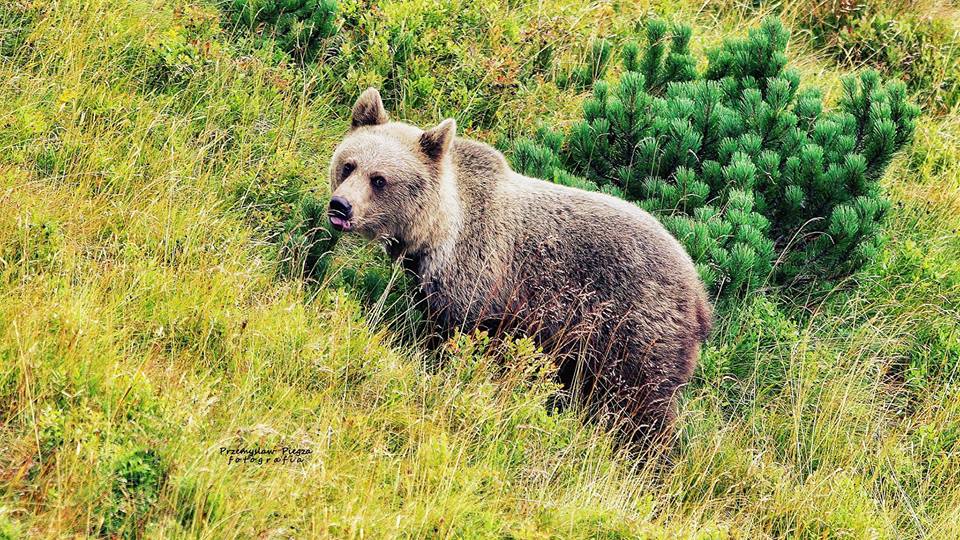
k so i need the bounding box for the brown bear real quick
[328,88,713,443]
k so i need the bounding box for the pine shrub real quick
[510,18,919,296]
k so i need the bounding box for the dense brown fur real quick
[329,88,713,443]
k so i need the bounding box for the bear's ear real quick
[351,87,388,128]
[419,118,456,162]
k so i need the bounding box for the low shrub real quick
[740,0,960,113]
[228,0,338,60]
[3,215,64,281]
[98,449,168,537]
[510,18,919,296]
[280,194,426,335]
[174,476,224,530]
[279,193,338,281]
[558,37,614,91]
[833,12,960,113]
[0,1,41,59]
[323,0,529,128]
[304,0,609,130]
[144,5,223,89]
[0,510,21,540]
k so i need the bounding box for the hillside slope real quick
[1,1,959,538]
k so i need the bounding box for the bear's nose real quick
[328,196,352,219]
[328,196,353,232]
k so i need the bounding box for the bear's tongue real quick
[330,216,352,231]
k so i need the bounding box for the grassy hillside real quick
[1,0,958,538]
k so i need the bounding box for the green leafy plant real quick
[510,18,919,296]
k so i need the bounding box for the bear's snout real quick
[328,196,353,232]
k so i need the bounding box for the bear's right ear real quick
[351,87,388,128]
[419,118,456,162]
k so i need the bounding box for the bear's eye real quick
[370,175,387,190]
[341,162,356,178]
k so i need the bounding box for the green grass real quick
[1,0,959,538]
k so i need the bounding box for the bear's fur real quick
[329,88,713,442]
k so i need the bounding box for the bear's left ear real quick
[351,87,388,128]
[419,118,456,162]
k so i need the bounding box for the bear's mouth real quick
[329,215,353,232]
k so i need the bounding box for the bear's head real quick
[328,88,459,255]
